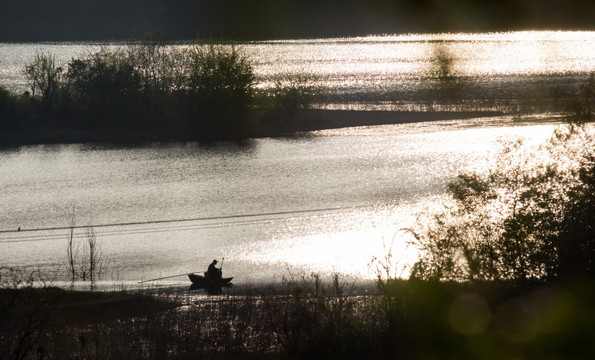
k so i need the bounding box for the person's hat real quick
[213,260,218,263]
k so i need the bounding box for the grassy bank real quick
[1,278,594,359]
[0,287,176,327]
[0,286,177,359]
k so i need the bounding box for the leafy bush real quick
[186,44,255,139]
[406,75,595,282]
[65,47,142,128]
[10,40,259,142]
[24,52,63,111]
[408,123,595,282]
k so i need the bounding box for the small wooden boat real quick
[188,273,233,294]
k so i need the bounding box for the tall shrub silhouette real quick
[0,86,22,133]
[24,52,63,113]
[65,48,142,129]
[555,151,595,279]
[125,38,188,133]
[187,44,254,140]
[61,42,255,139]
[406,75,595,282]
[409,124,595,282]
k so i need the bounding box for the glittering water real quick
[0,117,562,285]
[0,31,592,287]
[249,32,595,95]
[1,31,594,109]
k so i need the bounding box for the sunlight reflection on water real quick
[0,117,565,285]
[1,30,591,286]
[248,31,595,97]
[1,31,594,109]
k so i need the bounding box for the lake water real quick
[2,31,595,108]
[0,31,593,288]
[0,117,563,287]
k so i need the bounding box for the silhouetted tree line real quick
[1,0,594,42]
[0,40,261,142]
[0,37,326,144]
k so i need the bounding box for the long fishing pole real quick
[138,273,190,283]
[139,258,226,283]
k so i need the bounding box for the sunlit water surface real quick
[0,117,563,287]
[1,31,594,109]
[0,31,593,288]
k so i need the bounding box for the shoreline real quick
[307,109,505,131]
[1,110,506,147]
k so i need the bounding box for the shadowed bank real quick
[2,271,594,359]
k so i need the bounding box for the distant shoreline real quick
[0,110,505,146]
[307,109,505,131]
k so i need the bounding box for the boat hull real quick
[188,273,233,294]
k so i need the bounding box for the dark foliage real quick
[408,76,595,282]
[186,44,255,140]
[0,86,22,133]
[0,42,259,144]
[2,277,594,360]
[0,40,331,144]
[555,152,595,279]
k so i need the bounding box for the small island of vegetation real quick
[2,36,590,146]
[0,38,303,144]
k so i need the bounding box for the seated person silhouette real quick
[206,259,222,279]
